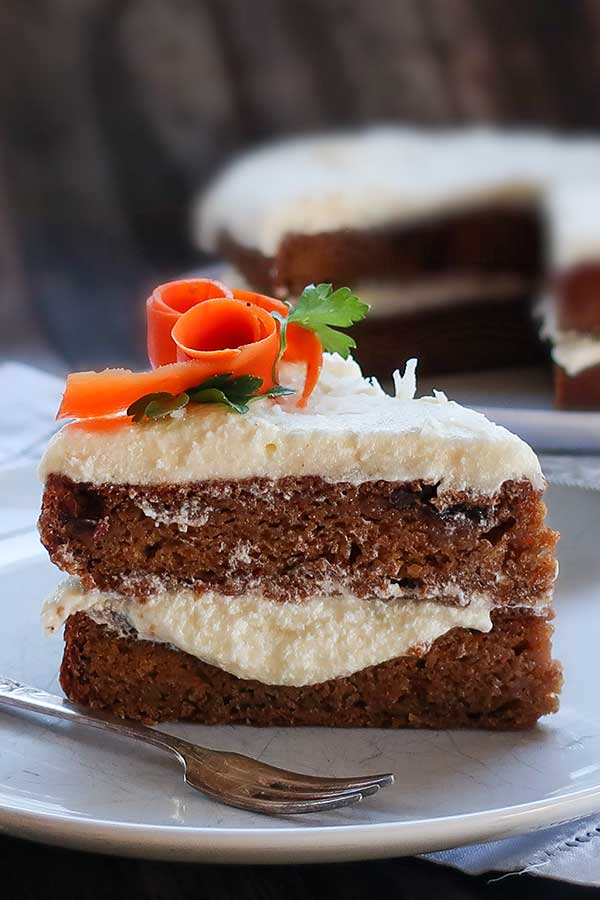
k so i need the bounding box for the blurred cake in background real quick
[539,185,600,409]
[194,128,600,404]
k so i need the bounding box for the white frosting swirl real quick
[547,184,600,270]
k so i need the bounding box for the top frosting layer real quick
[40,354,543,495]
[196,127,600,257]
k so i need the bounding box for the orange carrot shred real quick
[284,323,323,406]
[231,288,289,317]
[58,362,222,420]
[66,415,134,433]
[171,297,279,389]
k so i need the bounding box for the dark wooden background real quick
[2,0,600,368]
[2,3,600,894]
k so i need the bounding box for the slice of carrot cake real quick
[39,277,561,728]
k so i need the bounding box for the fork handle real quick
[0,675,184,759]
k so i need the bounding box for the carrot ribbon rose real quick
[58,300,280,420]
[58,279,367,425]
[230,290,323,405]
[171,297,279,390]
[147,278,232,368]
[147,280,322,406]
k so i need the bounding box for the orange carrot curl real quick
[147,278,232,367]
[59,278,323,425]
[171,297,279,389]
[231,289,322,406]
[285,323,323,407]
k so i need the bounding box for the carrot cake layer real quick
[39,355,554,603]
[39,474,555,604]
[55,610,561,729]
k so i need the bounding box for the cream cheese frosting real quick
[539,300,600,376]
[550,333,600,376]
[196,127,600,258]
[219,265,527,318]
[43,577,497,686]
[307,274,527,317]
[40,354,544,494]
[536,185,600,375]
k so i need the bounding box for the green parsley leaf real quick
[127,391,189,422]
[286,283,368,358]
[127,373,295,423]
[306,323,357,358]
[187,374,295,414]
[187,387,250,415]
[187,372,263,402]
[259,385,295,400]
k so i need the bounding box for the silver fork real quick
[0,677,393,816]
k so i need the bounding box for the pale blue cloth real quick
[0,362,63,468]
[426,817,600,886]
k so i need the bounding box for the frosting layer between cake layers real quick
[539,185,600,376]
[40,355,543,494]
[220,265,528,319]
[539,300,600,376]
[44,578,508,686]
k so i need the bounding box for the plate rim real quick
[1,463,598,863]
[2,780,600,863]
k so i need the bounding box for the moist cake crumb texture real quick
[60,611,561,729]
[40,474,556,605]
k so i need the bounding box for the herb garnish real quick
[273,283,369,370]
[127,391,190,422]
[127,374,294,422]
[128,284,368,422]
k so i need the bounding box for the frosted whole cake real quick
[39,276,561,727]
[195,126,600,407]
[539,184,600,408]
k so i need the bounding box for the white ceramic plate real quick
[1,463,600,863]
